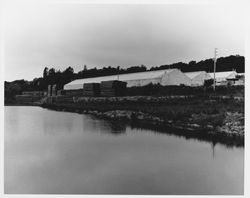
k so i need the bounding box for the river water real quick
[4,106,244,195]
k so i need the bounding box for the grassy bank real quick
[41,93,244,138]
[8,85,243,140]
[126,84,244,97]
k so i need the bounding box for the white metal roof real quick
[184,71,206,79]
[64,69,177,89]
[68,75,118,85]
[118,69,176,81]
[208,71,237,79]
[237,73,244,76]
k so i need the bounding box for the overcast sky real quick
[3,2,246,81]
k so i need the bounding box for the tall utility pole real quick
[117,66,120,81]
[213,48,218,91]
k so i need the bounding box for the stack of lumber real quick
[54,95,74,104]
[65,89,83,96]
[100,80,127,97]
[83,83,100,97]
[22,91,44,96]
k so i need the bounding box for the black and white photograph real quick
[1,0,249,197]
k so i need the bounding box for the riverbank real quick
[41,94,244,139]
[5,103,40,106]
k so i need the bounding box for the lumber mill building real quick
[64,69,192,90]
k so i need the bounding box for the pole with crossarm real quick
[213,48,218,91]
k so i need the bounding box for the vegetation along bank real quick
[41,86,244,140]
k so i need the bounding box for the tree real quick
[5,81,23,104]
[63,67,74,75]
[188,61,196,66]
[84,65,87,71]
[43,67,48,78]
[60,67,74,85]
[48,68,56,76]
[117,66,120,74]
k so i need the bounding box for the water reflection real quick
[103,121,127,134]
[93,117,244,149]
[129,120,244,148]
[211,142,216,159]
[96,119,241,160]
[5,106,244,195]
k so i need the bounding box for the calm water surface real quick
[4,106,244,194]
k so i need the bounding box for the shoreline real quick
[4,101,244,147]
[5,103,39,106]
[40,103,244,147]
[5,93,244,146]
[39,94,244,137]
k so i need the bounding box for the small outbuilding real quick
[235,73,244,86]
[208,71,237,86]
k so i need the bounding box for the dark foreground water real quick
[4,106,244,195]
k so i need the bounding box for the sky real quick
[2,1,247,81]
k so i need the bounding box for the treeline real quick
[152,55,244,73]
[4,55,244,96]
[76,64,147,79]
[4,67,75,103]
[74,55,245,79]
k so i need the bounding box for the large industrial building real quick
[64,69,192,90]
[64,68,242,90]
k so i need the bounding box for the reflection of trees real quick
[90,115,244,147]
[105,120,127,135]
[80,115,127,135]
[130,121,244,148]
[110,123,126,134]
[211,141,217,159]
